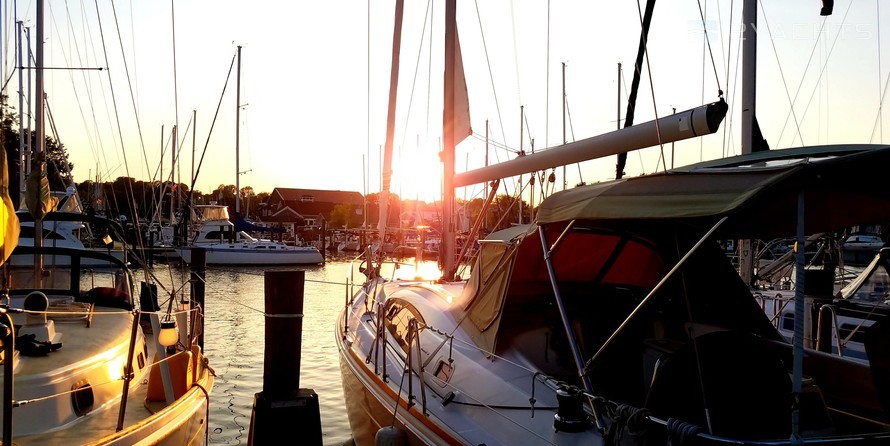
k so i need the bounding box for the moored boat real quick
[338,143,890,445]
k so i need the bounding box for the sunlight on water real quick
[151,259,357,446]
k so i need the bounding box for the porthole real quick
[71,379,95,417]
[434,360,453,386]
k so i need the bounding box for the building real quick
[259,188,365,237]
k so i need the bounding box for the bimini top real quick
[535,144,890,240]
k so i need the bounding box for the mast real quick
[378,0,405,244]
[235,45,242,242]
[517,105,524,226]
[562,62,567,190]
[442,0,457,280]
[16,21,24,207]
[616,0,656,180]
[34,0,45,283]
[738,0,757,286]
[171,125,177,227]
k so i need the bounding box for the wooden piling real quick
[247,270,322,446]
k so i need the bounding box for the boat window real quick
[71,379,95,417]
[384,299,424,354]
[205,230,233,240]
[433,360,453,385]
[18,226,66,240]
[781,313,795,331]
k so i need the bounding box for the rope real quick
[665,418,703,446]
[605,404,652,445]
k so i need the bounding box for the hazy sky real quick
[3,1,888,204]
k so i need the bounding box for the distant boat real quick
[172,204,324,266]
[842,234,884,265]
[760,246,890,364]
[13,188,130,268]
[172,46,323,267]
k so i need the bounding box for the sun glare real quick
[395,144,442,204]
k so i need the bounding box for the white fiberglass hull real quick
[336,279,602,446]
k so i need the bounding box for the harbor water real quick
[150,255,368,445]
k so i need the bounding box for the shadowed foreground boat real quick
[338,144,890,445]
[1,246,214,444]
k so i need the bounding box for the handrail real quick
[815,304,843,357]
[2,307,14,446]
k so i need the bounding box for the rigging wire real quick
[563,91,584,186]
[717,0,733,158]
[396,0,433,152]
[717,0,738,158]
[878,0,883,143]
[182,49,238,225]
[94,0,147,281]
[696,0,724,95]
[726,14,743,158]
[787,1,852,146]
[760,0,818,148]
[171,0,180,188]
[638,2,665,174]
[473,0,507,163]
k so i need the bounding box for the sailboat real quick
[0,2,214,443]
[12,187,131,268]
[337,1,890,444]
[175,46,324,266]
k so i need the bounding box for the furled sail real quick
[0,147,18,265]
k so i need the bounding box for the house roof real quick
[272,188,363,205]
[257,207,305,223]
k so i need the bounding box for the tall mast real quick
[616,0,656,180]
[34,0,46,284]
[378,0,405,244]
[171,125,177,225]
[235,45,242,241]
[442,0,457,280]
[738,0,757,286]
[16,21,24,207]
[562,62,567,191]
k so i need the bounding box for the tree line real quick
[2,93,534,235]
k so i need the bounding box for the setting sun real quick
[393,141,442,204]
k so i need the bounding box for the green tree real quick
[329,203,353,228]
[1,94,73,201]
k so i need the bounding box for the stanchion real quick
[190,247,206,349]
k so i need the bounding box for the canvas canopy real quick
[453,144,890,354]
[536,144,890,240]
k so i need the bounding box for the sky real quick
[2,0,889,205]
